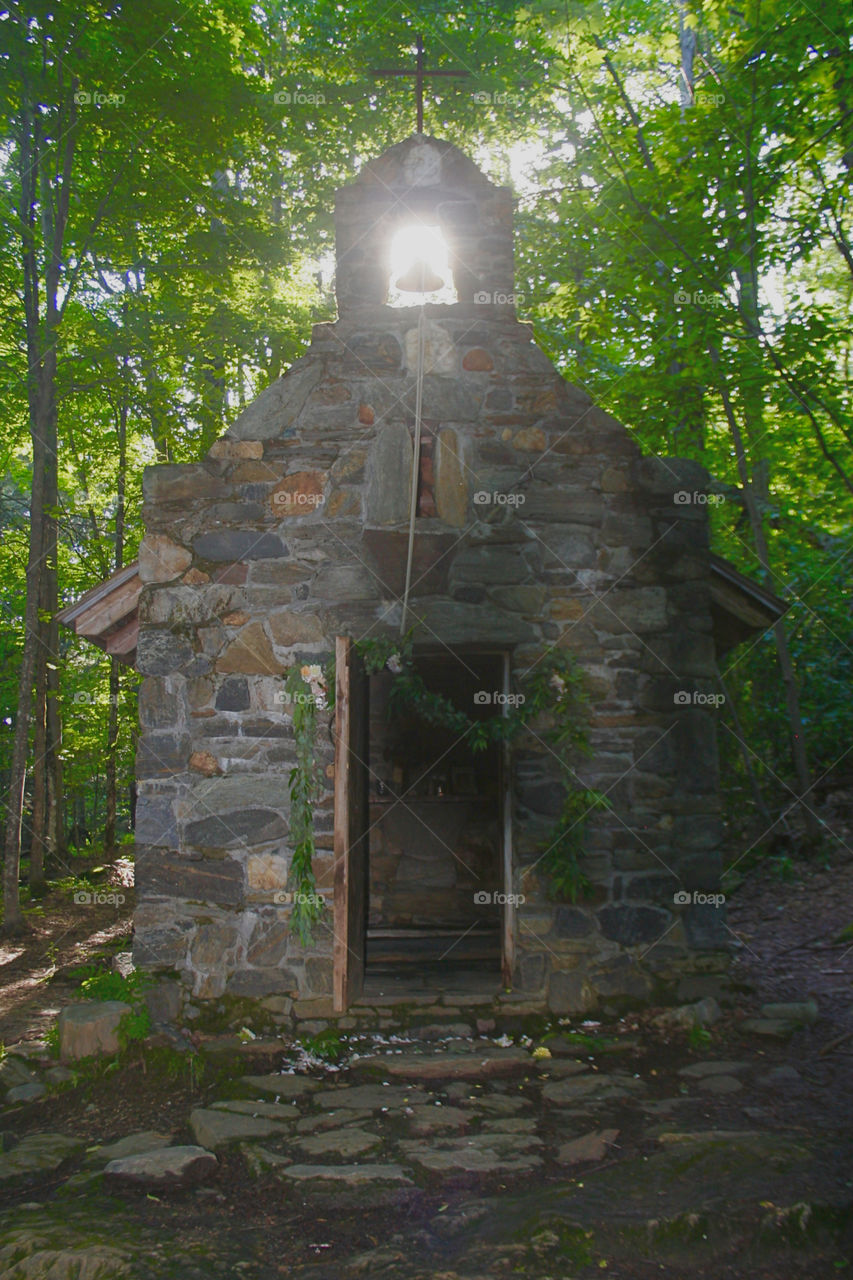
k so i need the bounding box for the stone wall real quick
[133,136,726,1019]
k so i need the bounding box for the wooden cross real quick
[371,34,469,134]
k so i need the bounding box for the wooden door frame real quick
[332,636,368,1012]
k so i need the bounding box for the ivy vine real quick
[283,663,328,945]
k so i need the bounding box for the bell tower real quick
[334,136,517,312]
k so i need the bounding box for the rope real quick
[401,302,426,635]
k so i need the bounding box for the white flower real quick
[386,653,404,674]
[549,673,566,694]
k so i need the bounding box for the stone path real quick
[0,1013,849,1278]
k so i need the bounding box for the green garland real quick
[357,632,608,902]
[282,639,608,943]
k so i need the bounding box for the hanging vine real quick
[283,663,328,945]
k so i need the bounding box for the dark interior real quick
[365,649,505,976]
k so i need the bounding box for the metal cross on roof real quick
[371,34,469,134]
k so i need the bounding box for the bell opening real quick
[387,223,456,307]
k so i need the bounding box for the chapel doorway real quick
[333,640,513,1009]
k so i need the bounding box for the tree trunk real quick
[710,346,820,843]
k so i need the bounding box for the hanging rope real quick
[401,302,426,635]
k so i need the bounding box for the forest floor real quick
[0,827,852,1279]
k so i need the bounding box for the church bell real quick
[395,257,445,293]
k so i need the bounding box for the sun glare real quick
[387,222,456,306]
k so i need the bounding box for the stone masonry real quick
[133,136,725,1019]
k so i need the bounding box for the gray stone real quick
[313,1084,426,1111]
[240,1075,321,1102]
[677,1061,749,1079]
[5,1084,46,1103]
[136,629,194,675]
[458,1094,532,1115]
[405,1104,470,1135]
[365,423,413,525]
[215,678,250,711]
[548,971,595,1015]
[143,462,223,504]
[556,1127,620,1165]
[211,1100,299,1123]
[553,906,596,938]
[184,808,286,849]
[189,1108,292,1150]
[698,1074,742,1094]
[760,1000,818,1024]
[294,1109,372,1133]
[135,849,243,906]
[296,1127,381,1158]
[279,1163,412,1185]
[58,1002,131,1062]
[87,1132,174,1164]
[226,359,323,440]
[542,1073,645,1104]
[0,1132,84,1180]
[104,1145,217,1188]
[0,1057,38,1090]
[399,1134,542,1174]
[352,1048,531,1081]
[597,905,671,946]
[135,732,191,778]
[193,531,287,562]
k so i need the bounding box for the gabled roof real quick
[56,562,141,667]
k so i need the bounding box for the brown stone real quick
[512,427,547,452]
[435,429,467,527]
[230,461,282,482]
[215,623,283,675]
[462,347,494,371]
[211,564,249,585]
[267,611,324,648]
[551,598,586,621]
[269,470,325,516]
[208,439,264,460]
[326,490,361,518]
[139,534,192,584]
[222,611,250,627]
[189,751,222,776]
[358,403,375,424]
[183,568,209,585]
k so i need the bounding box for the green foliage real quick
[67,964,153,1049]
[283,665,327,945]
[688,1025,713,1050]
[301,1028,345,1063]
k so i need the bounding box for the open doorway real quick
[366,649,507,988]
[333,641,513,1009]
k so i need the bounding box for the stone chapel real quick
[62,135,786,1025]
